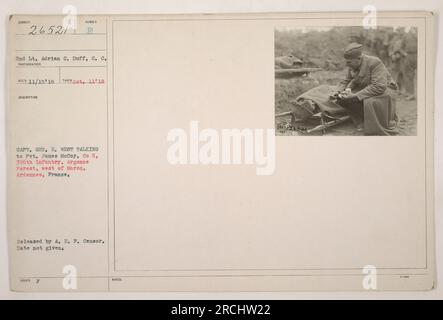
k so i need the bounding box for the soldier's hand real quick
[340,93,359,102]
[329,92,340,99]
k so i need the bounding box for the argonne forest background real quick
[275,26,418,135]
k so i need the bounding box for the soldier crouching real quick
[333,43,398,135]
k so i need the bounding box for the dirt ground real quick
[275,71,417,136]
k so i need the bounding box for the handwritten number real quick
[27,25,68,35]
[28,25,37,35]
[55,26,63,34]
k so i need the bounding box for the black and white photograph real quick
[1,2,440,301]
[275,26,418,136]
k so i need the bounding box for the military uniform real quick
[336,43,395,127]
[337,54,393,101]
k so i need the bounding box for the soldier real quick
[403,28,418,100]
[334,43,396,131]
[389,28,408,95]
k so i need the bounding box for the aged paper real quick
[7,12,435,291]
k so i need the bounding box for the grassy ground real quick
[275,70,417,136]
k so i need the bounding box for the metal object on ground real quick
[306,115,351,133]
[275,67,322,79]
[275,111,351,135]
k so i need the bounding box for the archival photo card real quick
[7,11,435,292]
